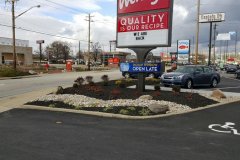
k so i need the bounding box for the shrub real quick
[115,80,126,88]
[48,104,56,108]
[55,86,64,95]
[119,109,130,115]
[146,78,160,85]
[139,108,151,116]
[101,75,109,86]
[154,85,161,91]
[85,76,95,86]
[172,85,181,94]
[0,66,30,77]
[73,83,79,88]
[74,77,85,85]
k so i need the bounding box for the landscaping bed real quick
[26,76,219,117]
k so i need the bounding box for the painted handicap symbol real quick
[208,122,240,136]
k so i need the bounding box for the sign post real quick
[117,0,174,92]
[36,40,45,63]
[199,13,225,66]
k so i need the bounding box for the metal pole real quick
[195,0,200,64]
[12,0,16,70]
[208,22,213,66]
[213,23,217,65]
[88,14,91,71]
[39,43,42,63]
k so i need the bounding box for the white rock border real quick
[31,94,192,114]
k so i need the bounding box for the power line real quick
[0,23,88,43]
[44,0,89,14]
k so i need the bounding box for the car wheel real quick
[235,74,239,79]
[185,79,193,89]
[124,73,130,79]
[148,73,155,78]
[211,78,218,88]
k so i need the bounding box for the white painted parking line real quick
[217,86,240,90]
[222,76,240,82]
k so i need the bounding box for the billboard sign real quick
[117,0,173,48]
[177,40,190,54]
[120,63,161,72]
[199,13,225,23]
[217,33,231,41]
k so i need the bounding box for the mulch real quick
[61,80,218,109]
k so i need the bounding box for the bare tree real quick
[44,41,71,63]
[91,42,102,62]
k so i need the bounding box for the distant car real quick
[161,65,220,89]
[226,65,238,73]
[235,70,240,79]
[122,72,161,79]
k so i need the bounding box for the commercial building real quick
[0,37,33,65]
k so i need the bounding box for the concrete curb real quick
[21,98,240,120]
[0,75,40,80]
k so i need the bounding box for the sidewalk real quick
[0,87,55,113]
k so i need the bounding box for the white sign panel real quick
[117,0,173,48]
[217,33,231,41]
[199,13,225,23]
[177,40,190,54]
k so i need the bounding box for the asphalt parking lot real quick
[0,101,239,160]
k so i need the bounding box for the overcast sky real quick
[0,0,239,56]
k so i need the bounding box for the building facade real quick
[0,37,33,65]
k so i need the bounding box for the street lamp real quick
[11,2,40,70]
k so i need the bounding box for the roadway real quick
[0,69,122,100]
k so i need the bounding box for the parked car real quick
[235,69,240,79]
[161,65,220,89]
[226,65,238,73]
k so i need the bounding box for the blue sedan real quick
[161,65,221,89]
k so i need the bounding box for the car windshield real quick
[175,66,195,73]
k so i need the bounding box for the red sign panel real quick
[118,0,170,14]
[118,12,168,32]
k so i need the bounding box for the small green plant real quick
[101,75,109,86]
[119,109,130,115]
[75,105,83,110]
[85,76,94,85]
[146,78,161,85]
[139,108,151,116]
[103,106,114,112]
[48,104,56,108]
[127,106,136,112]
[115,80,126,88]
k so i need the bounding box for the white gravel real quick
[32,94,192,114]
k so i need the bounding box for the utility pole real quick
[85,14,94,71]
[78,41,81,64]
[9,0,17,70]
[208,22,213,66]
[235,31,238,57]
[195,0,200,64]
[213,23,217,65]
